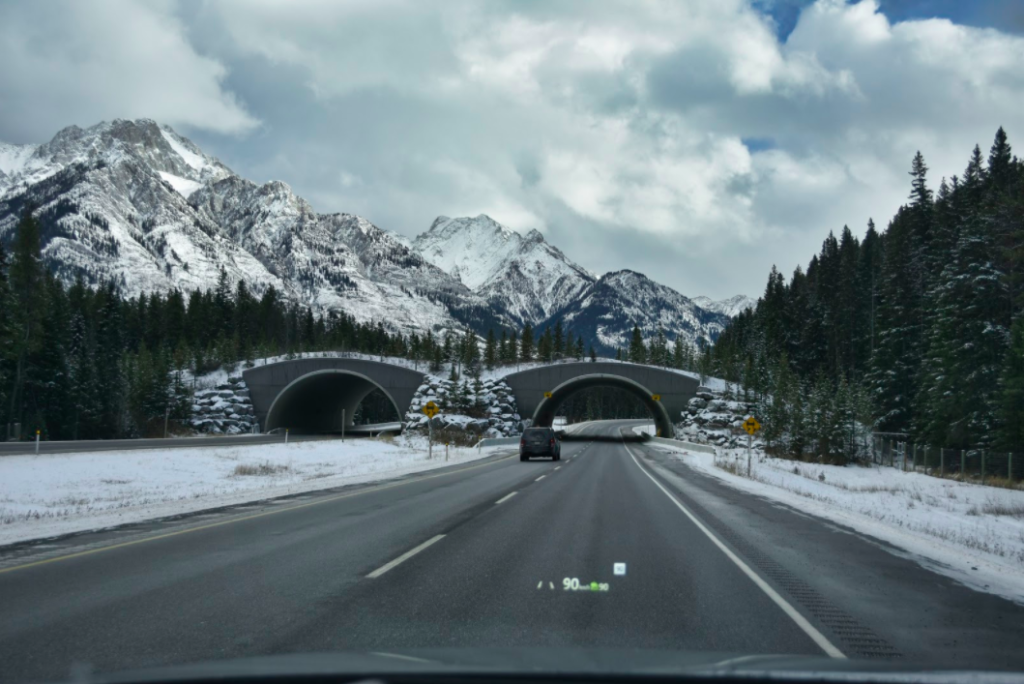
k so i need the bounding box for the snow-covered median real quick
[643,440,1024,604]
[0,436,506,546]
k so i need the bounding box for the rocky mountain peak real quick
[0,118,741,352]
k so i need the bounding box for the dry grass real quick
[937,473,1024,491]
[233,462,290,477]
[967,503,1024,518]
[716,459,742,476]
[433,428,480,448]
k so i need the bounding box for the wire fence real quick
[870,434,1024,483]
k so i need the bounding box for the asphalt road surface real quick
[2,420,1024,682]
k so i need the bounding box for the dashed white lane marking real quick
[554,466,561,471]
[623,442,846,660]
[366,534,445,579]
[495,492,517,504]
[535,475,546,482]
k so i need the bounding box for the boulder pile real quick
[190,376,258,434]
[676,386,763,449]
[403,375,525,439]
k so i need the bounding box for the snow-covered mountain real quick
[691,294,757,318]
[0,118,747,348]
[0,119,480,335]
[544,270,732,353]
[413,214,595,327]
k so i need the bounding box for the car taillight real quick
[550,438,555,446]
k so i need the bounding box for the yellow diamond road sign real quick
[652,394,661,402]
[544,391,553,399]
[422,401,439,418]
[742,416,761,435]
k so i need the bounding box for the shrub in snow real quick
[404,374,522,438]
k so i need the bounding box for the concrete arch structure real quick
[243,358,425,434]
[244,357,697,437]
[503,362,699,438]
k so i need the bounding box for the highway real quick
[2,420,1024,681]
[0,423,402,456]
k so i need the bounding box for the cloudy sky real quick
[1,0,1022,299]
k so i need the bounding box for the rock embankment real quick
[190,376,257,434]
[676,385,763,449]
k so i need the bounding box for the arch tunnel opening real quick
[531,373,675,440]
[264,370,402,435]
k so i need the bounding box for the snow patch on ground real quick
[0,435,508,546]
[642,438,1024,604]
[158,171,202,198]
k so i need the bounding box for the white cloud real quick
[195,0,1024,298]
[0,0,257,141]
[6,0,1021,298]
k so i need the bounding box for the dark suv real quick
[520,427,561,461]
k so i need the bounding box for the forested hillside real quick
[0,212,689,439]
[712,128,1024,459]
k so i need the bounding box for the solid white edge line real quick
[623,443,846,660]
[366,534,445,579]
[495,491,517,504]
[535,475,546,481]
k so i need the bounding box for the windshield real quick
[2,1,1024,683]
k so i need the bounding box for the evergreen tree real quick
[538,327,554,362]
[667,335,684,368]
[996,317,1024,452]
[95,284,126,436]
[508,330,518,365]
[650,328,668,367]
[589,346,597,362]
[553,320,564,360]
[575,335,584,361]
[0,242,15,430]
[628,325,646,364]
[520,323,534,362]
[868,208,924,432]
[430,344,444,373]
[7,210,47,429]
[484,329,497,370]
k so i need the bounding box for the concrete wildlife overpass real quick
[243,358,426,434]
[503,362,697,438]
[244,358,697,437]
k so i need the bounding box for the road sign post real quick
[742,416,761,478]
[747,433,752,476]
[342,409,346,443]
[422,401,440,459]
[35,429,40,455]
